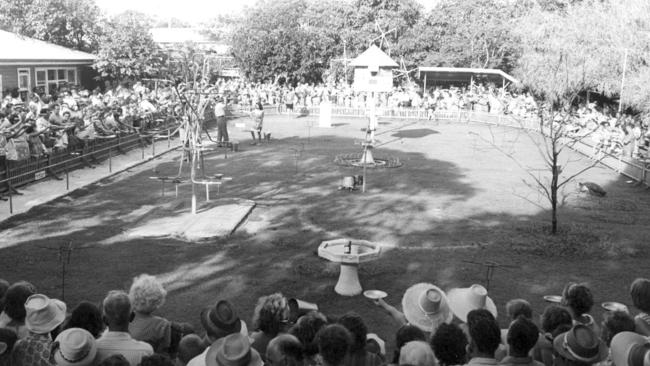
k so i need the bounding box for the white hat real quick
[446,284,497,322]
[402,283,453,333]
[25,294,66,334]
[610,331,650,366]
[51,328,97,366]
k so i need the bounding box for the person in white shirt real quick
[94,291,153,366]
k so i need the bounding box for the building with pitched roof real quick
[0,29,97,98]
[350,45,398,92]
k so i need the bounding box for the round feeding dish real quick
[318,239,382,296]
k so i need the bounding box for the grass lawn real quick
[1,113,649,352]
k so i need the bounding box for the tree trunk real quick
[551,156,559,234]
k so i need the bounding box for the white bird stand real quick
[335,264,363,296]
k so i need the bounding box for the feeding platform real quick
[318,239,382,296]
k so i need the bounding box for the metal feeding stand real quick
[461,260,517,292]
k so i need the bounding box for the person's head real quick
[201,300,244,342]
[506,299,532,320]
[253,293,290,337]
[541,305,573,334]
[430,323,468,366]
[466,309,501,358]
[51,328,97,366]
[600,311,635,347]
[394,324,427,363]
[289,311,328,358]
[4,281,36,322]
[630,278,650,313]
[562,283,594,317]
[507,316,540,357]
[101,290,133,329]
[65,301,104,338]
[0,328,17,357]
[139,353,175,366]
[128,274,166,315]
[337,312,367,353]
[97,354,130,366]
[317,324,351,366]
[399,341,437,366]
[178,334,207,365]
[266,334,304,366]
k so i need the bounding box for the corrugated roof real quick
[418,66,519,84]
[0,29,96,63]
[350,45,398,68]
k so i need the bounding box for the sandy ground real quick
[1,113,649,352]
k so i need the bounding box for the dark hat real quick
[201,300,242,340]
[553,324,608,363]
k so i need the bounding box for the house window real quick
[17,68,30,92]
[35,67,78,94]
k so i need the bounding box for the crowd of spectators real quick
[0,275,648,366]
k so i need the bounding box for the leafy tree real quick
[93,11,163,81]
[0,0,104,52]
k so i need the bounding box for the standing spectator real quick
[50,328,97,366]
[12,294,67,366]
[289,311,328,366]
[629,278,650,336]
[0,328,17,366]
[399,341,437,366]
[266,334,304,366]
[214,97,228,146]
[63,301,105,338]
[128,274,172,353]
[499,317,543,366]
[562,283,598,333]
[250,102,265,144]
[337,312,382,366]
[177,334,206,366]
[251,293,290,360]
[0,281,36,339]
[534,305,573,366]
[204,333,262,366]
[464,309,501,366]
[94,291,153,366]
[318,325,352,366]
[430,323,468,366]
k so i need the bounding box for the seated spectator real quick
[318,325,352,366]
[289,311,328,366]
[266,334,304,366]
[12,294,67,366]
[533,305,573,366]
[51,328,97,366]
[140,353,176,366]
[95,290,153,366]
[128,274,172,353]
[609,332,650,366]
[629,278,650,336]
[338,312,382,366]
[562,283,598,333]
[0,328,17,366]
[0,281,36,339]
[177,334,206,366]
[251,293,290,360]
[399,340,437,366]
[551,324,607,366]
[430,323,468,366]
[188,300,248,366]
[600,311,635,347]
[499,316,543,366]
[204,333,262,366]
[63,301,105,338]
[464,309,501,366]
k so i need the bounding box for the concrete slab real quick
[126,198,255,241]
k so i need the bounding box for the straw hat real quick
[401,283,453,333]
[553,324,608,364]
[51,328,97,366]
[205,333,263,366]
[610,332,650,366]
[446,284,497,322]
[25,294,66,334]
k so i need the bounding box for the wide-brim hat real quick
[610,331,650,366]
[201,300,242,340]
[205,333,262,366]
[25,294,67,334]
[402,283,453,333]
[446,284,497,322]
[553,324,608,364]
[51,328,97,366]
